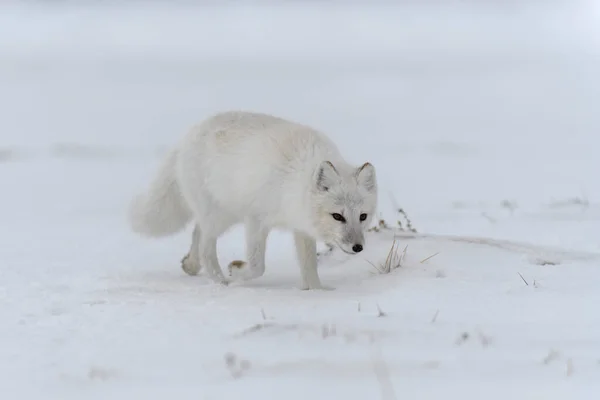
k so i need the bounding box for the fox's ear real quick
[356,162,377,192]
[315,161,340,191]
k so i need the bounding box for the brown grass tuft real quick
[370,239,408,274]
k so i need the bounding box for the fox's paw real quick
[318,285,335,291]
[228,260,266,281]
[181,254,201,276]
[214,277,231,286]
[299,282,335,291]
[228,260,250,281]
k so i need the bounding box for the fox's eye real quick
[331,213,346,223]
[359,213,368,221]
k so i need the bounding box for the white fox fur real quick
[128,111,378,289]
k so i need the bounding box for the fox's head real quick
[310,160,378,255]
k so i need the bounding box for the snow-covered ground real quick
[1,1,600,399]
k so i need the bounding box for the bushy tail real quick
[128,149,192,237]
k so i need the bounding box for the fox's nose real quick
[352,244,363,253]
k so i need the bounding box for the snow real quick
[1,1,600,399]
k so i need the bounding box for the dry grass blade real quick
[371,239,408,274]
[368,218,391,233]
[431,309,440,323]
[367,259,382,273]
[518,272,529,286]
[420,252,440,264]
[236,323,276,337]
[389,192,418,233]
[398,244,408,267]
[397,208,417,233]
[383,239,399,273]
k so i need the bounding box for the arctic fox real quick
[128,111,378,290]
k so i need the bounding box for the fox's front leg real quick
[294,231,330,290]
[228,217,269,281]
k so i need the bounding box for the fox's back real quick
[177,111,343,216]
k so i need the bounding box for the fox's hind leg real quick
[199,233,230,285]
[180,190,231,285]
[181,224,202,276]
[228,216,269,281]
